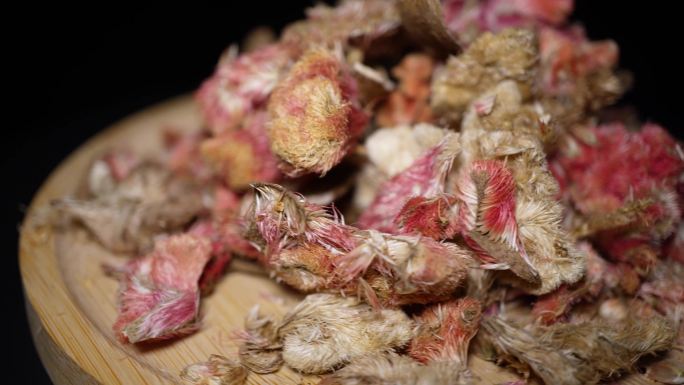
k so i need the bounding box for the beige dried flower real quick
[55,162,205,253]
[180,355,247,385]
[319,353,471,385]
[236,305,283,374]
[277,294,414,374]
[431,29,538,124]
[482,315,676,385]
[267,49,367,176]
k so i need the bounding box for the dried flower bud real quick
[409,298,482,364]
[482,315,676,385]
[319,353,470,385]
[376,53,435,127]
[455,160,538,283]
[337,232,474,306]
[394,195,458,240]
[164,130,213,182]
[236,306,283,374]
[110,233,212,343]
[277,294,414,374]
[282,0,401,51]
[267,49,367,176]
[358,134,459,233]
[444,0,573,46]
[200,111,280,190]
[431,29,537,123]
[197,44,292,134]
[538,25,623,127]
[55,163,205,253]
[531,284,586,325]
[180,355,247,385]
[645,348,684,385]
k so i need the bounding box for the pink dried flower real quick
[394,195,459,240]
[358,134,459,233]
[408,298,482,365]
[267,49,368,176]
[200,111,281,190]
[444,0,573,46]
[102,149,140,182]
[163,130,213,181]
[455,159,538,284]
[197,43,292,134]
[553,122,684,268]
[110,233,212,343]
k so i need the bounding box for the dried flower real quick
[376,53,435,127]
[55,163,205,253]
[358,134,459,233]
[319,353,470,385]
[408,298,482,364]
[431,29,537,123]
[337,231,474,306]
[277,294,414,374]
[482,315,676,385]
[200,111,280,190]
[282,0,401,51]
[197,43,292,134]
[180,355,247,385]
[267,49,368,176]
[110,233,212,343]
[236,305,283,374]
[444,0,573,46]
[394,195,458,240]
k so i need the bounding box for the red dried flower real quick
[409,298,482,364]
[110,233,212,343]
[394,195,459,240]
[358,134,459,233]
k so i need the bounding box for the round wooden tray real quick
[19,96,657,385]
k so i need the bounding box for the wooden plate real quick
[19,96,658,385]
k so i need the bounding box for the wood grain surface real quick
[19,96,660,385]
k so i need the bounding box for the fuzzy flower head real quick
[267,49,368,176]
[180,355,247,385]
[111,233,212,343]
[409,298,482,365]
[197,44,292,134]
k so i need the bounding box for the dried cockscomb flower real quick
[281,0,401,51]
[431,28,537,123]
[553,122,684,270]
[55,163,205,253]
[244,183,357,290]
[337,231,474,306]
[236,305,283,374]
[197,43,292,134]
[319,353,471,385]
[358,134,459,233]
[200,111,280,190]
[376,53,434,127]
[267,49,368,176]
[277,294,414,374]
[109,233,212,343]
[482,315,676,385]
[180,355,247,385]
[409,298,482,365]
[444,0,573,46]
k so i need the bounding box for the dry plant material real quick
[277,294,413,374]
[482,315,676,385]
[109,233,212,343]
[408,298,482,365]
[49,0,684,382]
[267,49,368,176]
[55,162,204,253]
[180,354,248,385]
[319,353,471,385]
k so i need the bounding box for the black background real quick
[4,2,682,383]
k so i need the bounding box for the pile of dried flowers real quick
[54,1,683,384]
